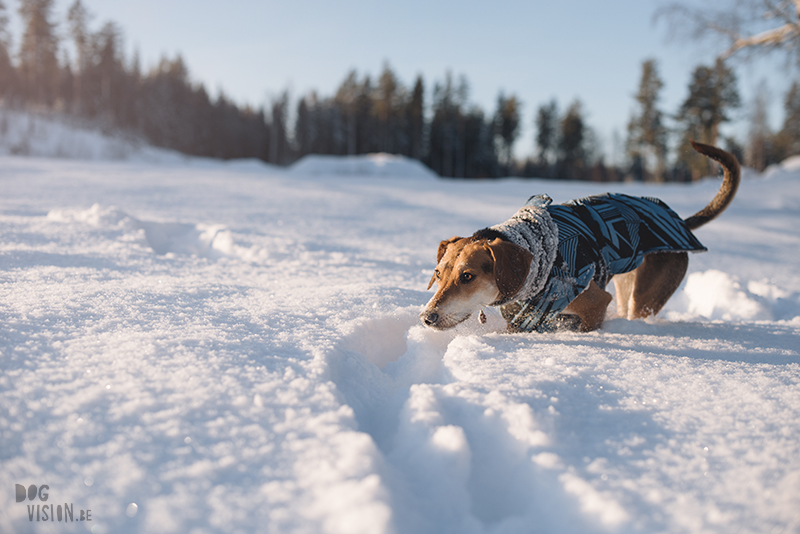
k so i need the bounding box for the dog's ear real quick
[437,236,461,264]
[427,271,437,290]
[486,238,532,298]
[428,236,462,290]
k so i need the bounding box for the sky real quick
[6,0,794,160]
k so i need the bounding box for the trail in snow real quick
[1,151,799,534]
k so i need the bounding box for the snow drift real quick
[289,152,438,178]
[0,107,187,163]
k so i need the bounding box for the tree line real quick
[624,57,799,181]
[0,0,798,180]
[0,0,270,160]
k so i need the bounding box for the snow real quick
[289,152,438,178]
[0,108,188,163]
[765,155,800,177]
[1,139,799,534]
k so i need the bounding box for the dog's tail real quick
[683,140,741,231]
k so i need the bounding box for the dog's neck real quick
[487,198,559,305]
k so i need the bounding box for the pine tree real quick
[67,0,90,114]
[678,59,740,147]
[407,75,424,161]
[535,99,558,178]
[779,81,800,156]
[95,21,124,123]
[535,100,557,162]
[373,63,404,154]
[557,100,586,180]
[676,59,740,179]
[120,48,141,131]
[627,59,667,181]
[0,0,16,101]
[58,50,73,109]
[428,72,468,177]
[269,91,290,164]
[335,70,361,155]
[493,92,521,173]
[0,1,8,47]
[463,106,497,178]
[18,0,60,107]
[354,75,373,154]
[295,95,312,158]
[626,114,644,181]
[745,82,771,171]
[140,56,191,150]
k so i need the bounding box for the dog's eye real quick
[460,272,474,283]
[435,269,441,279]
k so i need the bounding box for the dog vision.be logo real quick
[15,484,92,523]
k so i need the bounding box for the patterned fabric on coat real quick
[497,193,706,332]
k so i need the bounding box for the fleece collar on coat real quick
[488,194,559,306]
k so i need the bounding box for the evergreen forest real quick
[1,0,798,181]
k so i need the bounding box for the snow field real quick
[1,152,799,534]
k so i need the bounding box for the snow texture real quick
[1,125,799,534]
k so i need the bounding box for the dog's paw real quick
[552,313,582,332]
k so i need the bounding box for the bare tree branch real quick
[656,0,800,64]
[721,21,799,59]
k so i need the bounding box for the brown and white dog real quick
[420,141,740,333]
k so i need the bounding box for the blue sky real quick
[8,0,791,160]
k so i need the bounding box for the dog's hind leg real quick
[618,252,689,319]
[612,271,635,319]
[563,280,613,332]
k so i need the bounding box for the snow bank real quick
[669,269,799,322]
[0,107,187,163]
[1,151,799,534]
[763,154,800,179]
[289,152,438,178]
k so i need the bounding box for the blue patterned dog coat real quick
[489,193,706,332]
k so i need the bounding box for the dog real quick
[420,141,740,333]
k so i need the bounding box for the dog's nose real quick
[422,312,439,326]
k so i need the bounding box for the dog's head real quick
[420,236,533,330]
